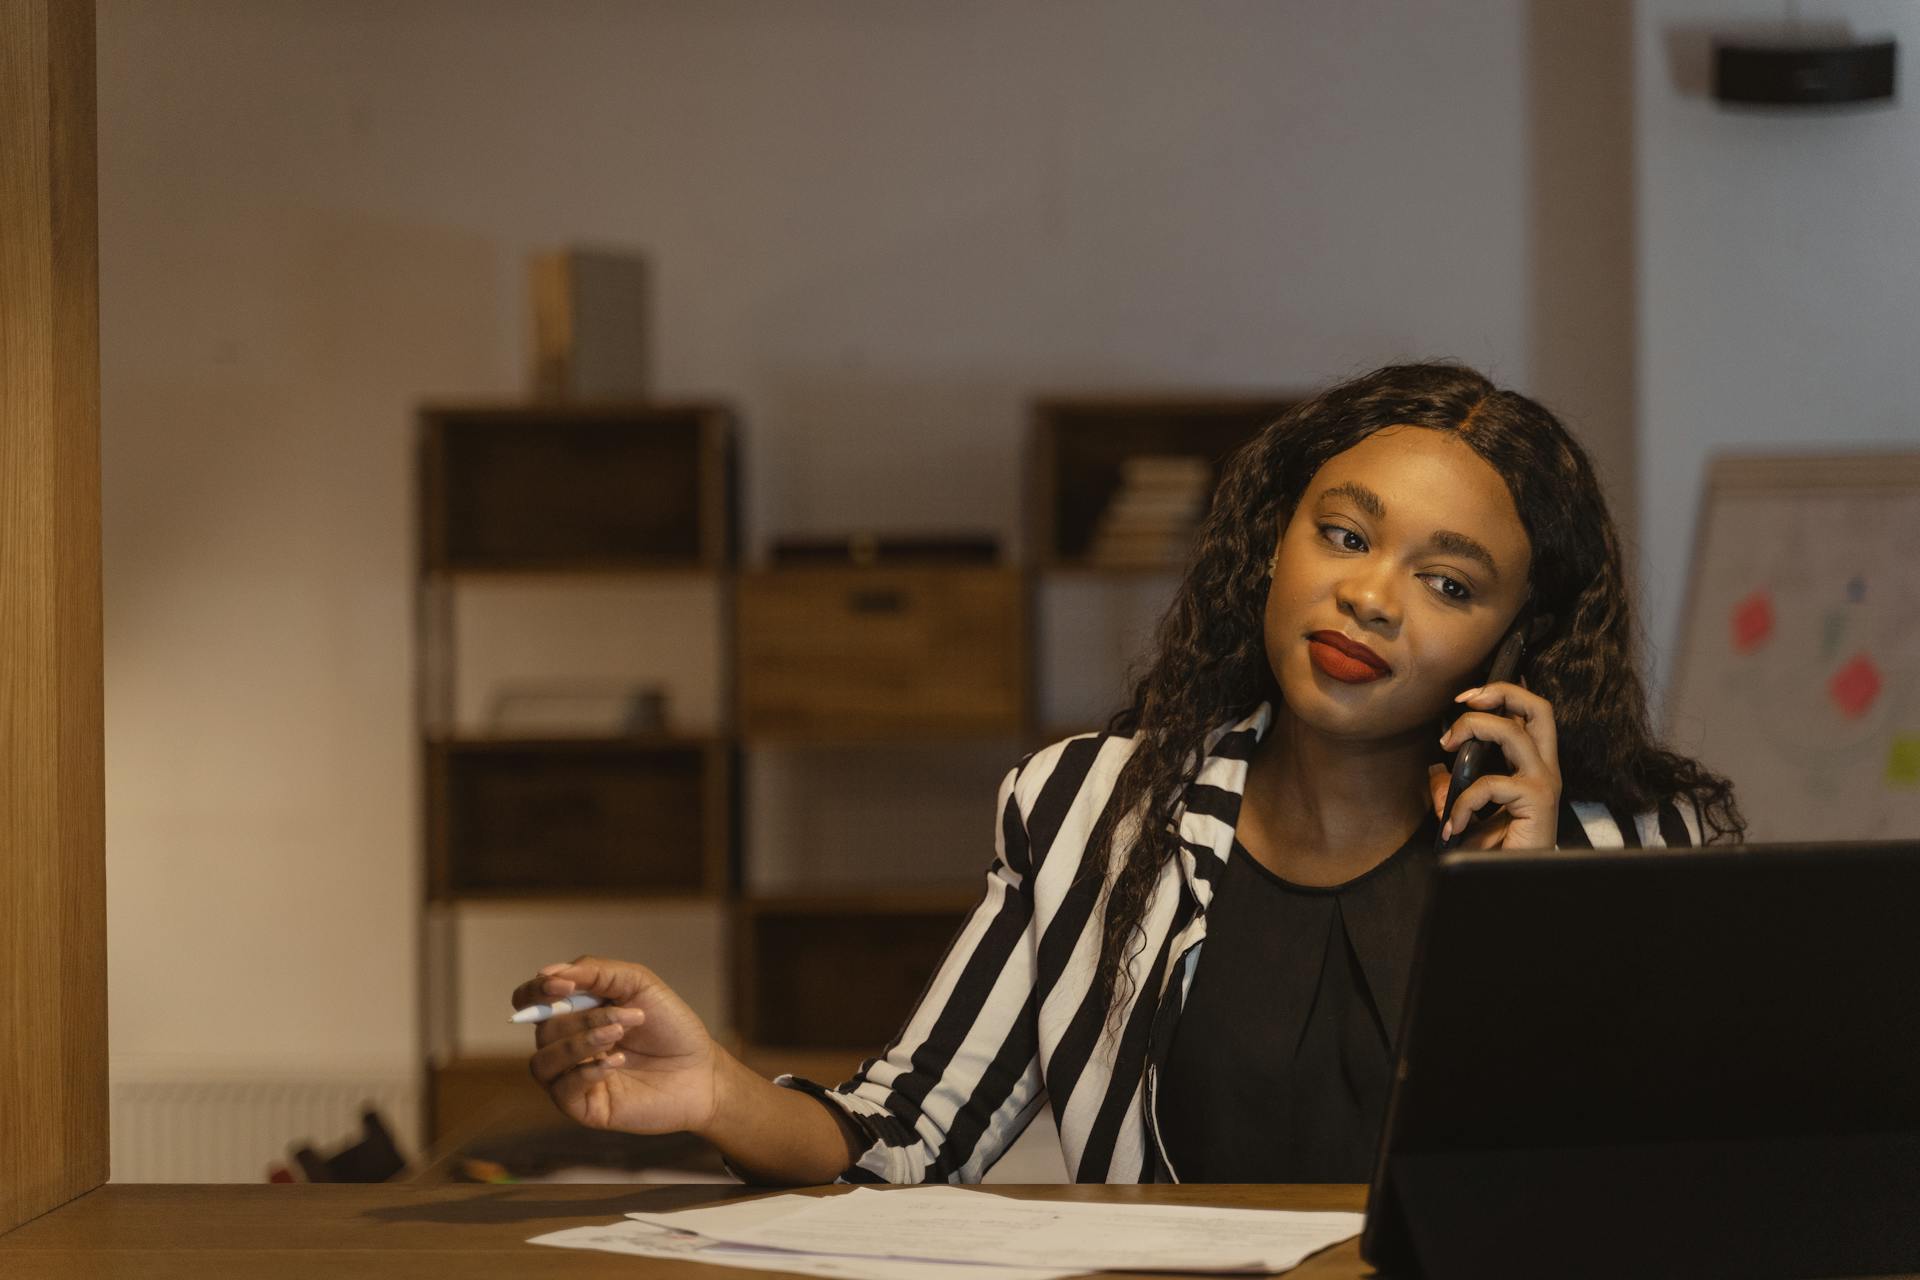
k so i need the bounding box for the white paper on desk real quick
[626,1185,1365,1274]
[614,1192,818,1236]
[531,1217,1087,1280]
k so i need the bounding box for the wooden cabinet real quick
[736,567,1027,740]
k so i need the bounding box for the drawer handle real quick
[848,589,906,614]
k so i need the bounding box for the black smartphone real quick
[1434,615,1531,853]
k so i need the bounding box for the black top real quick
[1157,815,1438,1182]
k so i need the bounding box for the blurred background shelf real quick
[420,402,735,571]
[417,403,741,1144]
[733,890,979,1052]
[1028,394,1295,571]
[429,561,730,580]
[414,389,1288,1147]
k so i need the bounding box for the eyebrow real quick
[1315,481,1504,583]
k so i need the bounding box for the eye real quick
[1419,572,1474,603]
[1318,523,1366,553]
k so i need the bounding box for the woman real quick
[511,362,1743,1185]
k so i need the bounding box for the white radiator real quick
[110,1072,420,1183]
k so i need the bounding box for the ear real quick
[1525,611,1556,646]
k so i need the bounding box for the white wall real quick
[1635,1,1920,708]
[99,0,1613,1108]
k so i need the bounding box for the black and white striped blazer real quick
[779,701,1706,1183]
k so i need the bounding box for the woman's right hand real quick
[511,955,721,1136]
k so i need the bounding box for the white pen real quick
[508,993,605,1024]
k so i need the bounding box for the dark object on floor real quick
[291,1109,408,1183]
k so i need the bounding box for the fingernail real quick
[1440,820,1452,840]
[612,1007,645,1025]
[592,1024,622,1043]
[538,964,566,976]
[1455,688,1480,701]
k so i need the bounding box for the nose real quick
[1335,561,1401,632]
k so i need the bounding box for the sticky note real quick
[1730,590,1773,654]
[1828,654,1882,720]
[1888,737,1920,790]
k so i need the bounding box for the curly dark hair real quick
[1082,361,1744,1026]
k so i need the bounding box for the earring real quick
[1266,549,1279,578]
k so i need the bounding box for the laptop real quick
[1361,841,1920,1279]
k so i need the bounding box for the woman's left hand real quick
[1427,680,1561,850]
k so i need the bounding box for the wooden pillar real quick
[1525,0,1638,567]
[1,0,106,1235]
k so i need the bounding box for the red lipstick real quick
[1307,631,1390,684]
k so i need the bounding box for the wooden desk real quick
[0,1183,1371,1279]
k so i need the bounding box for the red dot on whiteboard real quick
[1828,654,1882,720]
[1730,590,1773,654]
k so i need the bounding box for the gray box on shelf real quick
[530,247,650,401]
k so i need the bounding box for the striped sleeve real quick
[1562,795,1703,848]
[775,760,1047,1183]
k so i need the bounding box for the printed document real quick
[531,1193,1082,1279]
[529,1185,1365,1275]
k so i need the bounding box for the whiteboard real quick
[1665,453,1920,842]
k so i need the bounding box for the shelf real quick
[429,732,726,753]
[425,558,727,579]
[420,403,735,570]
[426,738,732,900]
[1028,393,1295,566]
[733,891,979,1050]
[430,888,727,909]
[740,725,1030,748]
[1031,560,1189,577]
[737,886,981,916]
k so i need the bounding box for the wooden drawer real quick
[736,567,1027,739]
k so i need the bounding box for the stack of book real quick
[1087,455,1214,568]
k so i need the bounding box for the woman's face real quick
[1265,426,1533,742]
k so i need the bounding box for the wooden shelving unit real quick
[415,401,737,1142]
[730,557,1021,1067]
